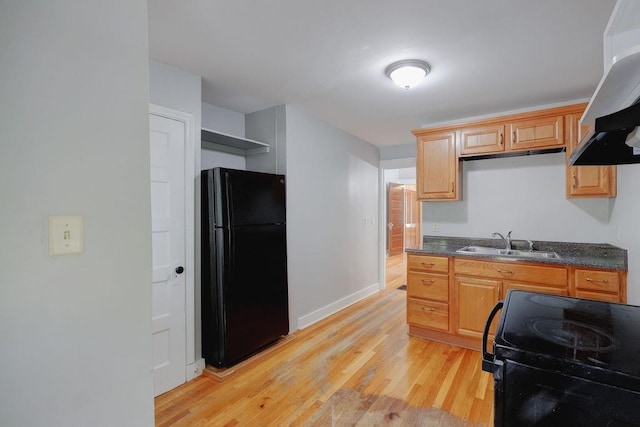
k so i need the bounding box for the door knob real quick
[175,266,185,274]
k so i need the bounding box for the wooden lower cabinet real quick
[407,298,449,331]
[503,281,567,297]
[456,276,501,339]
[406,253,627,351]
[570,266,627,303]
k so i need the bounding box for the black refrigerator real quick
[201,167,289,368]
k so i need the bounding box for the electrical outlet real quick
[432,222,439,232]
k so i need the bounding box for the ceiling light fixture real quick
[385,59,430,90]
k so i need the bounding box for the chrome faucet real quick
[492,231,512,250]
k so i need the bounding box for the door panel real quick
[404,188,421,249]
[150,113,187,397]
[388,184,405,256]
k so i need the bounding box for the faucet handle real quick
[506,231,513,239]
[527,240,534,251]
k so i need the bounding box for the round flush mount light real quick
[385,59,430,90]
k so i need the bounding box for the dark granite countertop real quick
[406,235,627,271]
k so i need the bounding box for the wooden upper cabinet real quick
[459,124,505,156]
[507,115,564,151]
[416,131,459,201]
[565,113,617,198]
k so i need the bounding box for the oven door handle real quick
[481,300,504,373]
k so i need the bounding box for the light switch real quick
[49,215,83,256]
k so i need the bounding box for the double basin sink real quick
[456,245,560,259]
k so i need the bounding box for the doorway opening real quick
[383,167,421,289]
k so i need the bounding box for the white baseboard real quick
[186,358,206,381]
[297,283,380,330]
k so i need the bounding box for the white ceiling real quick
[148,0,616,147]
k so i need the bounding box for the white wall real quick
[246,105,287,174]
[422,152,611,242]
[285,106,380,330]
[201,103,246,170]
[201,149,246,170]
[148,59,204,366]
[202,102,245,137]
[0,2,153,426]
[609,165,640,305]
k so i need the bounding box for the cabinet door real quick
[565,113,616,198]
[459,124,505,156]
[416,131,459,200]
[456,276,501,339]
[507,115,564,151]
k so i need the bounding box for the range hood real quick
[569,100,640,165]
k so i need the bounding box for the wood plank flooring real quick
[155,266,494,426]
[386,253,406,289]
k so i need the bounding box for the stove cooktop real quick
[496,291,640,378]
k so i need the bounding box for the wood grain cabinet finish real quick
[407,299,449,331]
[413,104,607,201]
[507,115,564,151]
[406,252,627,351]
[458,124,505,155]
[565,113,617,198]
[455,276,501,339]
[571,267,626,303]
[416,132,459,201]
[406,255,451,334]
[407,254,449,273]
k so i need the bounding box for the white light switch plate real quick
[49,215,83,256]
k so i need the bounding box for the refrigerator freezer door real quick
[213,168,286,227]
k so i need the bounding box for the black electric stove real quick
[482,290,640,426]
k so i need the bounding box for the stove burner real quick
[529,319,616,352]
[527,294,577,309]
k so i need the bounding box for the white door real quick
[150,113,187,397]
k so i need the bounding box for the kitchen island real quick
[405,235,628,350]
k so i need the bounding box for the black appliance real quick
[569,98,640,165]
[201,167,289,368]
[482,290,640,426]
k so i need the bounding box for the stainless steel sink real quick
[456,245,560,259]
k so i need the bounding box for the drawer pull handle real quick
[421,307,435,312]
[421,279,435,285]
[512,131,517,143]
[585,277,609,285]
[421,263,435,267]
[497,269,514,274]
[499,133,503,146]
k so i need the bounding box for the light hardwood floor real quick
[155,256,494,426]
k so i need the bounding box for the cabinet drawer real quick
[407,272,448,302]
[454,258,567,286]
[407,298,448,331]
[575,290,620,303]
[407,254,449,273]
[575,269,619,293]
